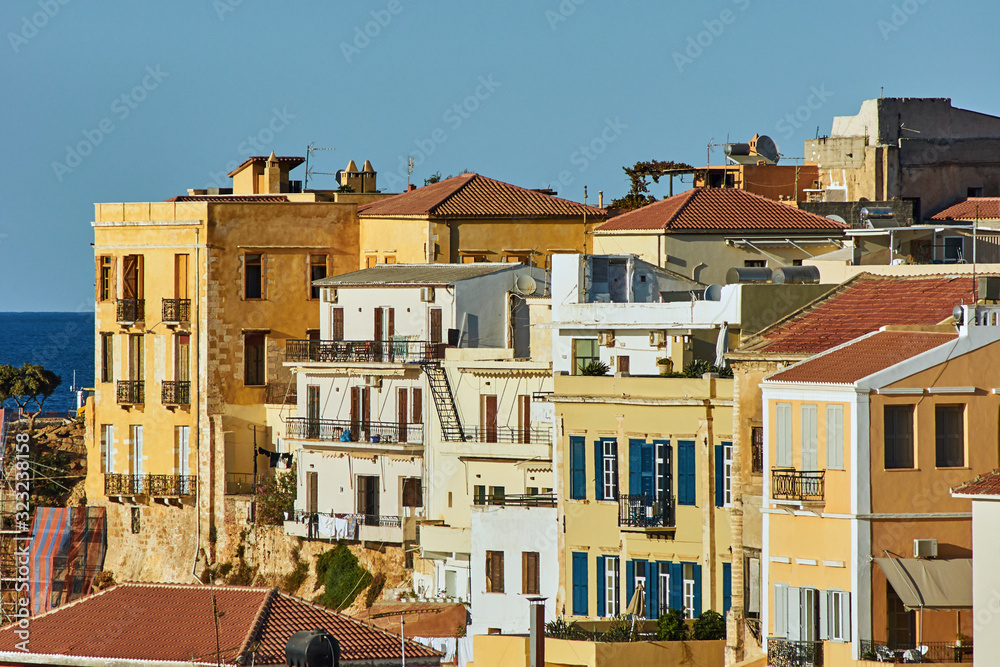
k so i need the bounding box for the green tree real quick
[424,171,442,185]
[256,464,297,525]
[656,608,689,641]
[579,360,610,376]
[314,544,372,610]
[692,609,726,640]
[609,159,694,212]
[0,364,61,432]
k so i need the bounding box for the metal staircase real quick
[421,363,465,442]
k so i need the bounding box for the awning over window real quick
[875,558,972,610]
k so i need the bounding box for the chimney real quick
[263,151,281,193]
[408,184,417,191]
[598,190,603,208]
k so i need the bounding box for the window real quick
[244,333,266,386]
[572,553,588,616]
[175,426,190,486]
[683,563,696,619]
[801,404,818,470]
[594,439,618,501]
[751,426,764,473]
[462,253,487,263]
[131,506,141,534]
[245,254,263,299]
[174,253,189,300]
[101,333,114,383]
[310,254,327,299]
[122,254,144,301]
[570,436,586,500]
[572,339,599,375]
[522,552,540,595]
[744,260,766,268]
[968,186,984,197]
[678,440,696,505]
[98,256,112,301]
[365,255,378,268]
[130,425,143,488]
[402,478,422,507]
[658,567,670,617]
[306,329,320,341]
[374,307,394,340]
[411,388,422,424]
[776,403,793,467]
[429,308,443,345]
[331,307,344,341]
[827,405,844,470]
[175,333,190,382]
[604,556,620,617]
[486,551,505,593]
[473,485,486,505]
[884,404,915,469]
[382,255,396,264]
[935,404,965,467]
[128,334,144,381]
[715,442,733,507]
[632,560,647,617]
[616,356,629,374]
[100,424,113,474]
[828,590,851,642]
[489,486,505,504]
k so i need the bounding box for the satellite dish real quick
[754,135,780,164]
[514,274,537,296]
[705,284,723,301]
[826,214,847,225]
[952,304,965,325]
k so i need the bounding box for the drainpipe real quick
[191,226,202,583]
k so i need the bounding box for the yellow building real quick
[761,310,1000,665]
[356,173,606,268]
[87,154,363,579]
[552,373,733,623]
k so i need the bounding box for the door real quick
[397,387,408,442]
[122,254,143,299]
[430,308,442,345]
[306,471,318,513]
[357,475,380,523]
[175,334,190,382]
[129,334,144,382]
[307,385,320,439]
[174,253,188,300]
[482,395,498,443]
[131,425,143,492]
[176,426,190,493]
[350,387,370,440]
[887,586,915,649]
[517,394,531,443]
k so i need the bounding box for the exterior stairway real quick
[421,363,465,442]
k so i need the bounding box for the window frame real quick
[935,404,965,468]
[100,332,114,383]
[244,333,266,386]
[604,556,620,617]
[884,404,915,469]
[486,550,505,593]
[244,253,263,300]
[601,439,618,501]
[572,338,600,375]
[522,551,540,595]
[826,405,844,470]
[309,254,327,300]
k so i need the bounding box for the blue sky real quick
[1,0,996,312]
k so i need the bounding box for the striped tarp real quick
[29,507,107,615]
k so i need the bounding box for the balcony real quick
[162,298,191,322]
[104,473,196,497]
[116,380,144,405]
[474,493,556,508]
[285,418,423,445]
[766,639,823,667]
[771,469,825,502]
[161,380,190,405]
[618,494,675,529]
[463,425,552,445]
[859,639,972,663]
[225,472,257,495]
[358,514,403,543]
[285,339,443,364]
[116,298,145,323]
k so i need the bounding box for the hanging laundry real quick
[317,514,335,538]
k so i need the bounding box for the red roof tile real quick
[0,583,440,666]
[931,197,1000,221]
[358,173,606,219]
[596,188,846,233]
[766,330,956,384]
[163,195,289,203]
[952,469,1000,496]
[739,274,976,355]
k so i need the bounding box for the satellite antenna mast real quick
[407,157,414,188]
[303,143,335,190]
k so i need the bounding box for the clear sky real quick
[2,0,996,312]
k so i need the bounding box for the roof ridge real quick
[665,189,699,230]
[427,173,478,215]
[238,587,278,663]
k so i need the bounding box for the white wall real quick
[973,500,1000,664]
[295,447,421,518]
[322,286,457,341]
[469,506,559,635]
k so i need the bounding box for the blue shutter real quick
[678,441,695,505]
[723,562,732,615]
[641,443,654,499]
[669,562,683,611]
[570,436,586,500]
[596,556,605,617]
[572,552,588,616]
[693,562,702,617]
[648,562,659,619]
[715,444,724,507]
[628,440,642,495]
[594,441,604,501]
[626,560,635,610]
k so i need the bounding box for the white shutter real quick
[819,590,829,640]
[774,583,788,638]
[801,405,818,470]
[776,403,793,467]
[827,405,844,469]
[786,586,801,642]
[841,592,852,641]
[748,558,761,614]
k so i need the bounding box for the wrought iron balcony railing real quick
[162,298,191,322]
[225,472,257,495]
[474,493,556,507]
[116,298,145,323]
[285,339,442,364]
[285,417,423,445]
[859,639,972,663]
[618,493,675,528]
[360,514,402,528]
[104,473,195,497]
[161,380,190,405]
[116,380,144,405]
[767,639,823,667]
[463,425,553,445]
[771,469,825,502]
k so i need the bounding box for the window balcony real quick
[618,494,675,529]
[161,380,190,405]
[473,493,556,508]
[285,339,443,364]
[161,298,191,322]
[116,380,144,405]
[766,639,823,667]
[116,298,145,323]
[771,469,825,502]
[225,472,257,495]
[463,425,553,445]
[104,473,196,497]
[859,639,972,663]
[285,417,423,445]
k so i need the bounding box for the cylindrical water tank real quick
[860,207,894,219]
[772,265,821,284]
[285,630,340,667]
[726,267,772,284]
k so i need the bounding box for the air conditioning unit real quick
[364,375,383,389]
[913,538,938,559]
[420,286,435,303]
[323,288,338,304]
[598,331,615,347]
[649,331,666,347]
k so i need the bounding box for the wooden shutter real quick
[570,437,586,500]
[572,552,588,616]
[397,388,408,441]
[332,308,344,341]
[522,552,539,595]
[827,405,844,469]
[411,388,422,424]
[518,395,531,443]
[801,405,818,470]
[483,395,498,443]
[776,403,793,467]
[350,387,360,438]
[122,255,138,299]
[430,308,442,345]
[307,472,318,513]
[374,307,383,341]
[387,308,395,338]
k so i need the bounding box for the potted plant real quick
[657,358,674,376]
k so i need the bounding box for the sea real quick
[0,312,95,415]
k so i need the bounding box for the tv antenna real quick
[303,143,336,190]
[407,157,414,188]
[706,136,729,166]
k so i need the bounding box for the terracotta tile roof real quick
[362,602,469,638]
[358,173,607,219]
[227,155,305,177]
[315,263,517,287]
[738,274,976,355]
[596,188,846,233]
[0,583,441,666]
[163,195,289,203]
[931,197,1000,221]
[952,469,1000,496]
[766,330,957,384]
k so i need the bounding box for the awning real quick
[875,558,972,610]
